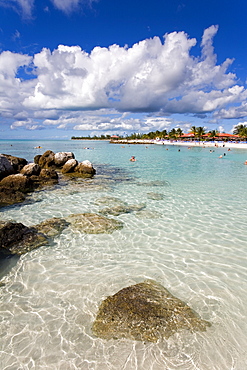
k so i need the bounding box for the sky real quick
[0,0,246,139]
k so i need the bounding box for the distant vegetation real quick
[71,134,111,140]
[71,124,247,141]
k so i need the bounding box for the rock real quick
[135,210,163,219]
[0,174,34,193]
[94,197,128,207]
[61,159,78,174]
[20,163,41,176]
[67,213,124,234]
[1,154,27,172]
[34,154,42,165]
[34,217,70,238]
[0,154,14,180]
[128,203,146,212]
[99,203,146,216]
[32,168,59,187]
[54,152,75,166]
[0,187,26,207]
[39,168,58,180]
[147,192,165,200]
[36,150,55,168]
[0,221,48,256]
[99,205,132,216]
[74,160,96,177]
[92,280,211,343]
[137,180,170,187]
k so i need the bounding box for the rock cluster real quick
[0,218,69,258]
[0,151,96,207]
[0,212,123,259]
[34,150,96,177]
[92,280,211,343]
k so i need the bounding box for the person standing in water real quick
[130,156,136,162]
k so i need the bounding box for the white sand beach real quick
[111,138,247,149]
[154,140,247,149]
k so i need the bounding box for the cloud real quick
[0,26,246,133]
[0,0,34,19]
[0,51,33,110]
[23,27,243,116]
[0,0,98,18]
[42,111,174,133]
[50,0,98,14]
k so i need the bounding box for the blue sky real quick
[0,0,246,139]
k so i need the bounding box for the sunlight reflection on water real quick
[0,140,247,369]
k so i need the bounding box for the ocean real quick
[0,139,247,369]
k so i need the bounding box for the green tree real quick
[176,128,183,137]
[190,126,197,136]
[208,130,219,138]
[196,126,206,141]
[169,128,178,139]
[233,124,247,139]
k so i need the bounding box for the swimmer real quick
[130,156,136,162]
[245,160,247,165]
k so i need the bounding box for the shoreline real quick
[110,139,247,149]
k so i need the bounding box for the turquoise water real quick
[0,140,247,369]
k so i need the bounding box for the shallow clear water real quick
[0,140,247,369]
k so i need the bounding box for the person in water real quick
[130,156,136,162]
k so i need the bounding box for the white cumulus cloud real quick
[0,26,246,133]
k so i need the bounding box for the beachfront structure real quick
[180,133,240,141]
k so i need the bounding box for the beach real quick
[0,139,247,369]
[111,138,247,149]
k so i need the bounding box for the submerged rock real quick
[147,192,165,200]
[94,196,128,207]
[0,221,48,256]
[0,187,26,207]
[99,203,146,216]
[34,217,70,238]
[99,205,132,216]
[137,180,170,187]
[135,210,163,219]
[67,213,124,234]
[92,280,211,343]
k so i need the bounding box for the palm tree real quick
[196,126,206,141]
[208,130,219,138]
[169,128,178,139]
[190,126,197,135]
[233,124,247,139]
[189,126,197,140]
[161,129,168,139]
[176,128,183,138]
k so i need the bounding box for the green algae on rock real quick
[92,280,211,343]
[67,213,124,234]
